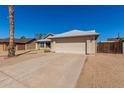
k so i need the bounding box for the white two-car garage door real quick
[52,42,86,54]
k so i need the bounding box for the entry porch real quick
[36,39,51,50]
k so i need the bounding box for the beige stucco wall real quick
[51,36,96,55]
[86,40,96,54]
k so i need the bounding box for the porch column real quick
[36,43,38,50]
[44,42,46,48]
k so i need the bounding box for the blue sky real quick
[0,5,124,41]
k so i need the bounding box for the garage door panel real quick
[52,43,85,54]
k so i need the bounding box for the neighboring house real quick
[97,38,124,54]
[0,38,36,51]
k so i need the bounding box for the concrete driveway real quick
[0,53,86,88]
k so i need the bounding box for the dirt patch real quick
[76,53,124,88]
[0,50,46,67]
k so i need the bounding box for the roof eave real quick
[49,34,99,39]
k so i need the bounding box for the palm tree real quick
[8,5,15,57]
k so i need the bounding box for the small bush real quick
[44,49,51,53]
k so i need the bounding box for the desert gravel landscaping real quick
[76,53,124,88]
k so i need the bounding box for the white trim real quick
[37,39,51,42]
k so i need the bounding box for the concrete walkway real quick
[0,53,86,88]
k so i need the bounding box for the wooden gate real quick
[97,42,122,54]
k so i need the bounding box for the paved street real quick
[0,53,86,88]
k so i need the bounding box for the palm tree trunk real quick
[8,5,15,57]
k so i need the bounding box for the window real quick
[40,42,44,48]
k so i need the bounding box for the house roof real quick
[0,38,36,44]
[99,41,119,43]
[48,29,99,39]
[44,33,54,39]
[36,33,54,42]
[107,37,124,42]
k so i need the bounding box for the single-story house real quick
[48,29,99,54]
[0,38,36,51]
[97,38,124,54]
